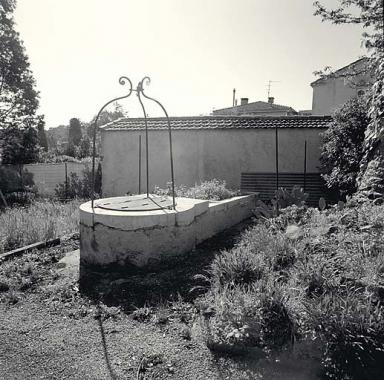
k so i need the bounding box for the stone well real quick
[79,193,257,268]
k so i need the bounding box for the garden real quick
[1,174,384,379]
[1,0,383,377]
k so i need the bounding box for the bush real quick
[254,186,308,219]
[309,292,384,379]
[320,97,369,199]
[0,165,35,193]
[55,163,101,199]
[37,151,82,163]
[0,165,36,207]
[154,179,239,201]
[210,247,265,288]
[201,283,303,351]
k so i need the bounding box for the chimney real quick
[268,97,274,104]
[240,97,249,106]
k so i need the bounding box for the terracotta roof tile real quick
[212,100,296,114]
[101,115,331,131]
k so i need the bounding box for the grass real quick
[1,184,383,378]
[200,200,384,379]
[0,199,81,253]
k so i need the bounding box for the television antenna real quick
[267,80,281,98]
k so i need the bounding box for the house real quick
[212,97,297,116]
[311,57,373,115]
[100,115,331,203]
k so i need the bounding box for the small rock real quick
[285,225,301,240]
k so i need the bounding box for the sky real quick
[14,0,366,128]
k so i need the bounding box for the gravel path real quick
[0,229,243,380]
[0,296,225,380]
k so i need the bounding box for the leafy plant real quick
[254,186,308,219]
[210,246,265,288]
[154,179,238,201]
[274,186,308,209]
[309,292,384,379]
[319,197,326,211]
[55,164,101,199]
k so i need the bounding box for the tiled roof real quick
[101,115,331,131]
[213,101,295,114]
[311,57,369,86]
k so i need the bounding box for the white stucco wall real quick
[311,63,371,116]
[101,128,324,197]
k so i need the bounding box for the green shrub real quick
[274,186,308,208]
[0,165,36,207]
[210,247,265,288]
[320,97,369,199]
[55,163,101,199]
[154,179,239,201]
[202,285,263,349]
[254,186,308,219]
[236,224,296,273]
[309,292,384,379]
[272,205,314,230]
[258,288,298,348]
[202,282,303,351]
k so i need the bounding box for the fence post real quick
[138,135,142,194]
[0,189,8,208]
[275,126,279,190]
[65,163,68,200]
[303,140,307,192]
[19,165,24,191]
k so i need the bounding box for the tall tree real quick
[314,0,384,199]
[320,97,369,198]
[86,102,125,137]
[1,123,39,164]
[0,0,42,164]
[36,115,48,151]
[67,117,82,157]
[0,0,39,126]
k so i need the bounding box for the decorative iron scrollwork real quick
[90,76,176,210]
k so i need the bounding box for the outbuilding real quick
[100,115,331,203]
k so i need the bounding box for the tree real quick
[36,115,48,151]
[320,97,369,198]
[67,117,82,157]
[314,0,384,199]
[1,122,39,164]
[84,102,126,158]
[86,102,125,137]
[0,0,39,127]
[78,134,91,158]
[0,0,42,164]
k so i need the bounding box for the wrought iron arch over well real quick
[90,76,176,211]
